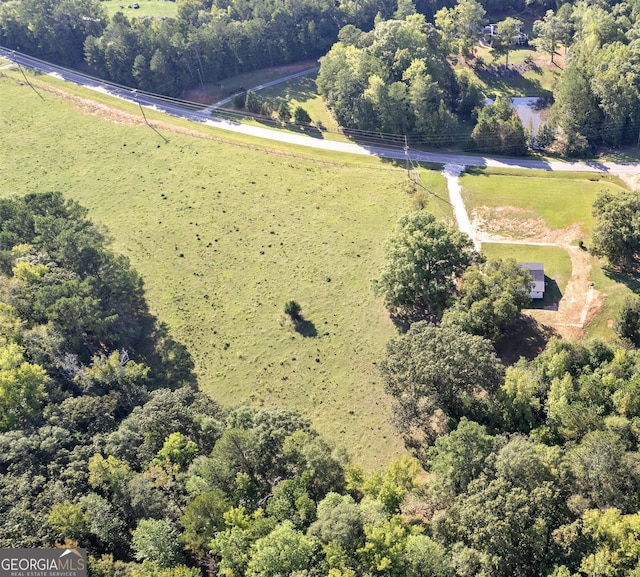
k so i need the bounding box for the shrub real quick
[293,106,311,125]
[284,300,302,320]
[277,101,291,123]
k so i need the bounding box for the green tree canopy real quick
[614,296,640,347]
[441,258,532,342]
[380,322,504,459]
[132,519,184,568]
[0,342,47,432]
[591,190,640,271]
[373,211,478,321]
[434,0,486,59]
[245,520,319,577]
[493,17,524,67]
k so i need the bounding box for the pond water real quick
[485,96,550,136]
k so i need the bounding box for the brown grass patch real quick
[473,206,585,244]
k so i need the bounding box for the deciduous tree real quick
[373,211,478,321]
[435,0,486,60]
[132,519,184,568]
[380,322,504,458]
[441,258,531,342]
[614,296,640,347]
[494,17,524,67]
[591,190,640,270]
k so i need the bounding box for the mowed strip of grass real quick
[1,72,446,469]
[460,171,627,237]
[99,0,177,18]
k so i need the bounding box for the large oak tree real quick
[373,210,479,321]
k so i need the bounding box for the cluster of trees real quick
[232,90,312,125]
[591,189,640,271]
[316,14,485,145]
[534,0,640,155]
[373,210,532,337]
[382,334,640,577]
[0,192,194,548]
[0,0,396,96]
[470,94,528,154]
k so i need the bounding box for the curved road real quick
[2,48,639,176]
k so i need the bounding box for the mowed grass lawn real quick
[460,169,627,238]
[0,71,448,469]
[99,0,177,18]
[463,169,632,341]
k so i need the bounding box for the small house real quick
[483,24,498,36]
[520,262,545,299]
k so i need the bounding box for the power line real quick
[16,59,44,101]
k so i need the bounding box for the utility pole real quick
[133,89,169,144]
[404,135,409,177]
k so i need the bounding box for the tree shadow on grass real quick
[293,318,318,338]
[603,266,640,294]
[389,309,440,334]
[478,69,551,97]
[253,115,324,139]
[495,315,558,364]
[281,76,318,102]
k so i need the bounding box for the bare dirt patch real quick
[49,86,142,125]
[473,206,584,245]
[472,205,603,340]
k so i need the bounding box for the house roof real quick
[520,262,545,293]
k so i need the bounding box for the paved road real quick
[3,48,639,176]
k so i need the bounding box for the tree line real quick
[0,0,396,96]
[5,0,640,155]
[533,0,640,155]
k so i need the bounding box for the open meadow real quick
[0,68,453,469]
[99,0,177,18]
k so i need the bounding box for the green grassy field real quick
[586,262,638,341]
[460,170,627,238]
[99,0,177,18]
[0,69,457,469]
